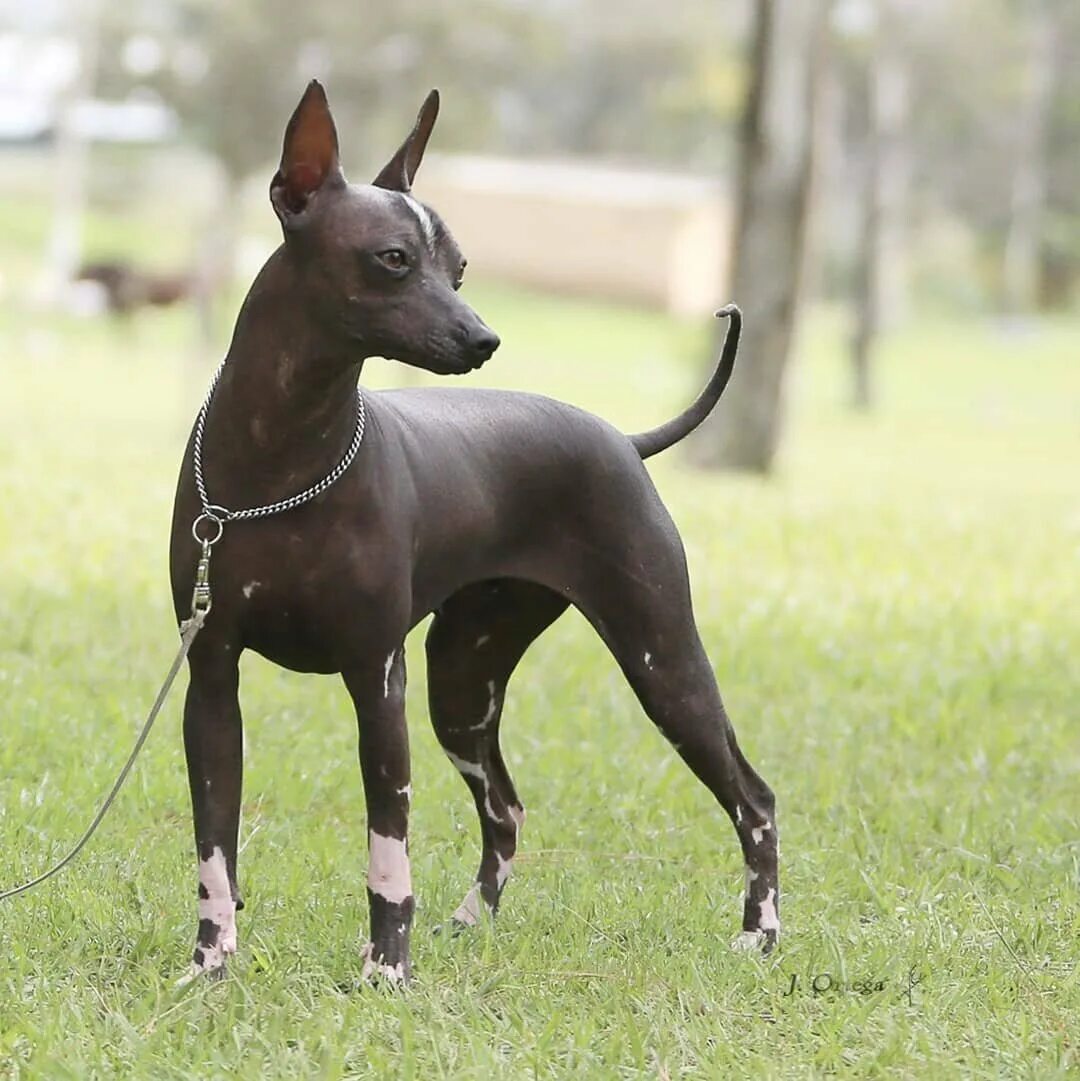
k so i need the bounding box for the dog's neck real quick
[210,249,364,483]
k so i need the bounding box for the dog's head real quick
[269,81,499,375]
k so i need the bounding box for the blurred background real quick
[1,0,1077,476]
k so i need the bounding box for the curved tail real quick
[630,304,741,460]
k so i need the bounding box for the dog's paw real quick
[731,928,779,955]
[174,927,237,987]
[175,956,229,988]
[359,942,409,987]
[446,882,493,930]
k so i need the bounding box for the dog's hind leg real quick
[179,642,244,983]
[426,579,568,926]
[573,529,781,952]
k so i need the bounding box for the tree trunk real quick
[693,0,829,473]
[1001,2,1055,313]
[43,0,100,301]
[850,7,909,412]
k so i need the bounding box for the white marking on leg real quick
[367,831,412,904]
[475,634,491,648]
[751,820,772,845]
[643,651,653,669]
[745,866,759,895]
[495,852,513,889]
[736,805,744,825]
[445,750,485,782]
[382,651,395,699]
[444,751,505,823]
[179,845,237,983]
[452,882,491,926]
[401,193,436,251]
[758,888,780,934]
[508,803,526,831]
[241,580,261,599]
[397,783,412,804]
[468,681,499,731]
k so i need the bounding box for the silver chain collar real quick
[186,357,366,620]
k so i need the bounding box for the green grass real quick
[1,279,1078,1079]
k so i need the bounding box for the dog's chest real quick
[224,542,380,674]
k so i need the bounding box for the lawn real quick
[0,276,1078,1078]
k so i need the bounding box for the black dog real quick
[170,82,779,983]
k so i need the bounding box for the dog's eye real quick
[378,249,408,271]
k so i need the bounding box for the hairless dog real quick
[169,81,779,984]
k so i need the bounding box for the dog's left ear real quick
[271,80,345,227]
[372,89,440,193]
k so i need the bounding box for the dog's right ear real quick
[372,90,440,192]
[270,80,345,228]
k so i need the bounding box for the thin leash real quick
[0,611,206,901]
[0,360,366,901]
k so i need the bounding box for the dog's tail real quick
[630,304,741,460]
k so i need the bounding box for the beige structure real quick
[417,155,730,316]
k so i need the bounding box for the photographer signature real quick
[782,965,923,1005]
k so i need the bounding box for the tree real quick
[1001,0,1057,312]
[694,0,831,473]
[849,0,910,411]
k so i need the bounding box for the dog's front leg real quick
[343,647,414,984]
[179,643,243,983]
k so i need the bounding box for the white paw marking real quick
[731,929,767,952]
[368,831,412,904]
[181,845,237,983]
[751,821,773,845]
[241,580,261,599]
[360,942,406,984]
[452,883,491,926]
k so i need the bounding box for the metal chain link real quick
[192,357,366,526]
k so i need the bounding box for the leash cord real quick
[0,612,205,902]
[2,358,367,902]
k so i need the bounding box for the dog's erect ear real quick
[372,90,440,193]
[270,80,344,225]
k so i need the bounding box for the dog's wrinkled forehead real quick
[327,184,443,255]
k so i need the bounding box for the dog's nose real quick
[468,327,500,362]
